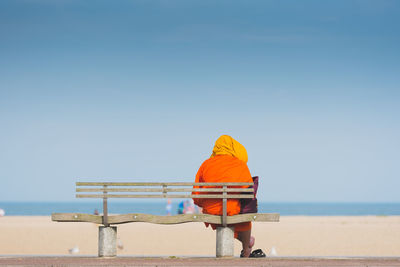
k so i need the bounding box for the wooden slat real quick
[51,213,102,224]
[102,185,109,226]
[52,213,280,225]
[222,185,227,226]
[76,194,254,199]
[76,188,254,193]
[77,182,253,186]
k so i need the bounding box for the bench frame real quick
[52,182,279,257]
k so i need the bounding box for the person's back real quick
[192,135,263,257]
[193,155,252,216]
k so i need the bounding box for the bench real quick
[51,182,280,257]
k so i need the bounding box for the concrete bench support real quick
[216,226,234,257]
[98,226,117,257]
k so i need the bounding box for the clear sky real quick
[1,0,399,202]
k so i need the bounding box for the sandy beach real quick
[0,216,399,257]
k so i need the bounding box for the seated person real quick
[193,135,256,257]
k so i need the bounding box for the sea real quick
[0,201,400,216]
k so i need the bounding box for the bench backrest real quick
[76,182,254,227]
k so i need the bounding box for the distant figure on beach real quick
[177,201,185,214]
[178,199,198,214]
[184,199,197,214]
[166,198,172,216]
[0,208,4,217]
[193,135,261,258]
[93,209,99,215]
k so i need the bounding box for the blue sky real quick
[0,0,399,202]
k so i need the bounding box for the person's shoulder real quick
[201,155,228,165]
[206,154,247,164]
[223,155,247,166]
[200,157,213,167]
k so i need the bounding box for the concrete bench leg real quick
[98,226,117,257]
[216,226,234,257]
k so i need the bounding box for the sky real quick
[0,0,399,203]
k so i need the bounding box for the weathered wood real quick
[52,213,280,225]
[222,185,227,227]
[76,188,254,193]
[51,213,103,224]
[76,194,254,199]
[103,185,109,227]
[77,182,253,186]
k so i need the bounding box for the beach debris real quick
[0,208,5,217]
[68,245,79,254]
[117,238,124,250]
[269,246,277,256]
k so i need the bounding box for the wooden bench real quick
[51,182,280,257]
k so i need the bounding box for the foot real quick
[240,236,255,258]
[240,248,251,258]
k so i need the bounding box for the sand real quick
[0,216,399,257]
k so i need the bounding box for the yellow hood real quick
[210,135,248,163]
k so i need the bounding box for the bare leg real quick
[236,230,255,257]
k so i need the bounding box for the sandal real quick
[249,248,266,258]
[240,248,266,258]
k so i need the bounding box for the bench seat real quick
[52,212,280,225]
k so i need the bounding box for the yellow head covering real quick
[210,135,248,163]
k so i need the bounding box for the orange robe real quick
[193,154,253,234]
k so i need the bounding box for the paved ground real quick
[1,256,400,267]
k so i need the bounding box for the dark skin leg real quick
[236,230,255,257]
